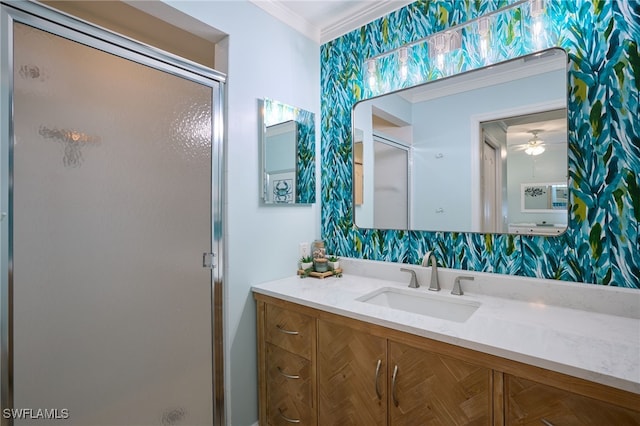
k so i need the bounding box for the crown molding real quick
[250,0,320,42]
[320,1,413,44]
[250,0,413,45]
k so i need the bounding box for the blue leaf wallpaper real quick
[320,0,640,287]
[296,108,316,204]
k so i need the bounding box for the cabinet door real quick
[506,375,640,425]
[318,320,387,426]
[388,341,491,425]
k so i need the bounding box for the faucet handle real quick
[400,268,420,288]
[452,275,474,296]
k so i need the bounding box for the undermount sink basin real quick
[357,287,480,323]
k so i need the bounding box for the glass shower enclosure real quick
[0,2,225,425]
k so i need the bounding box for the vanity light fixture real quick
[429,33,447,68]
[363,0,551,91]
[427,30,461,70]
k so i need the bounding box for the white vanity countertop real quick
[252,261,640,394]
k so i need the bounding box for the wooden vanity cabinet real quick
[505,375,640,425]
[317,319,492,426]
[257,295,492,426]
[388,340,491,425]
[259,302,317,425]
[318,319,386,426]
[255,294,640,426]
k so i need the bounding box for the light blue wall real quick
[507,145,568,225]
[164,2,320,424]
[410,69,565,231]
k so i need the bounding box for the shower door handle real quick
[203,252,217,269]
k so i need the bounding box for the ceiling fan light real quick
[525,144,545,155]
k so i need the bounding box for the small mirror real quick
[352,47,568,235]
[260,98,315,204]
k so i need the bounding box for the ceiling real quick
[249,0,414,44]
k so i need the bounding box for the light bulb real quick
[477,17,490,60]
[368,73,376,88]
[533,18,543,41]
[480,38,488,59]
[366,59,377,89]
[398,47,408,80]
[400,63,408,80]
[530,0,546,48]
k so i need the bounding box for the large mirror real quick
[353,48,568,235]
[260,98,315,204]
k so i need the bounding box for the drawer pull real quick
[374,359,382,400]
[277,366,300,380]
[276,324,299,335]
[391,364,399,407]
[278,409,301,424]
[541,420,555,426]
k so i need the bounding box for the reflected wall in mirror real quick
[260,98,315,204]
[352,48,568,235]
[521,183,568,212]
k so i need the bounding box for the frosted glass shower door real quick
[7,17,220,426]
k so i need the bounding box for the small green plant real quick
[299,269,312,278]
[327,255,339,262]
[299,256,313,278]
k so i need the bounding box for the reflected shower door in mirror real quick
[355,132,410,229]
[352,48,568,235]
[260,98,315,205]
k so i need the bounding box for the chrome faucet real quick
[400,268,419,288]
[452,275,474,296]
[421,251,440,291]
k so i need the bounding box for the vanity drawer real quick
[265,303,314,359]
[266,343,315,425]
[505,375,640,425]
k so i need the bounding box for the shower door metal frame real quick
[0,1,226,424]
